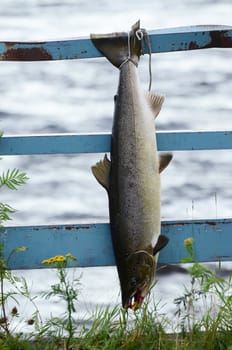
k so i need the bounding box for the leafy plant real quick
[0,167,28,227]
[0,141,31,337]
[0,169,28,191]
[174,237,232,349]
[41,253,80,349]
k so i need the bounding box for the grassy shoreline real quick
[1,271,232,350]
[1,303,232,350]
[1,241,232,349]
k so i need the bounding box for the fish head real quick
[121,250,155,310]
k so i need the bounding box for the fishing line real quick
[119,26,153,92]
[118,31,134,69]
[136,28,153,92]
[144,30,153,92]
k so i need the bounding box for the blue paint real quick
[0,131,232,155]
[1,219,232,269]
[1,24,232,269]
[161,219,232,264]
[0,25,232,61]
[157,130,232,152]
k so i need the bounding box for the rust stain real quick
[5,42,15,50]
[32,225,95,231]
[64,225,94,231]
[189,41,200,50]
[187,29,232,51]
[162,220,232,228]
[213,255,232,260]
[162,222,187,227]
[209,30,232,48]
[205,221,217,226]
[206,220,232,226]
[65,226,75,231]
[1,46,53,61]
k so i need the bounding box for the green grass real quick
[1,271,232,350]
[0,298,232,350]
[1,240,232,349]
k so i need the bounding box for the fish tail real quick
[90,20,142,68]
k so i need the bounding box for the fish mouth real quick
[127,288,145,310]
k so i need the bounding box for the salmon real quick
[91,21,172,309]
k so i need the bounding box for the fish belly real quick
[109,62,160,258]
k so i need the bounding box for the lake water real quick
[0,0,232,329]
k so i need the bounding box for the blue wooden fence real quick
[0,25,232,269]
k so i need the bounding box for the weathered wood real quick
[0,130,232,155]
[1,25,232,269]
[0,25,232,61]
[1,218,232,269]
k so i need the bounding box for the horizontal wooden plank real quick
[1,218,232,269]
[0,25,232,61]
[0,133,110,155]
[0,131,232,155]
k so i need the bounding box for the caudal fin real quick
[90,21,142,68]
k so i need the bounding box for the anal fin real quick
[153,235,169,256]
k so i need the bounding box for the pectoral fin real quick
[153,235,169,256]
[146,93,165,119]
[91,154,111,191]
[159,153,173,173]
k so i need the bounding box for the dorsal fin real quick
[146,93,165,118]
[91,154,111,191]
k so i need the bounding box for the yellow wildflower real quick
[41,255,66,265]
[55,255,66,262]
[184,237,194,248]
[41,259,50,265]
[66,253,77,261]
